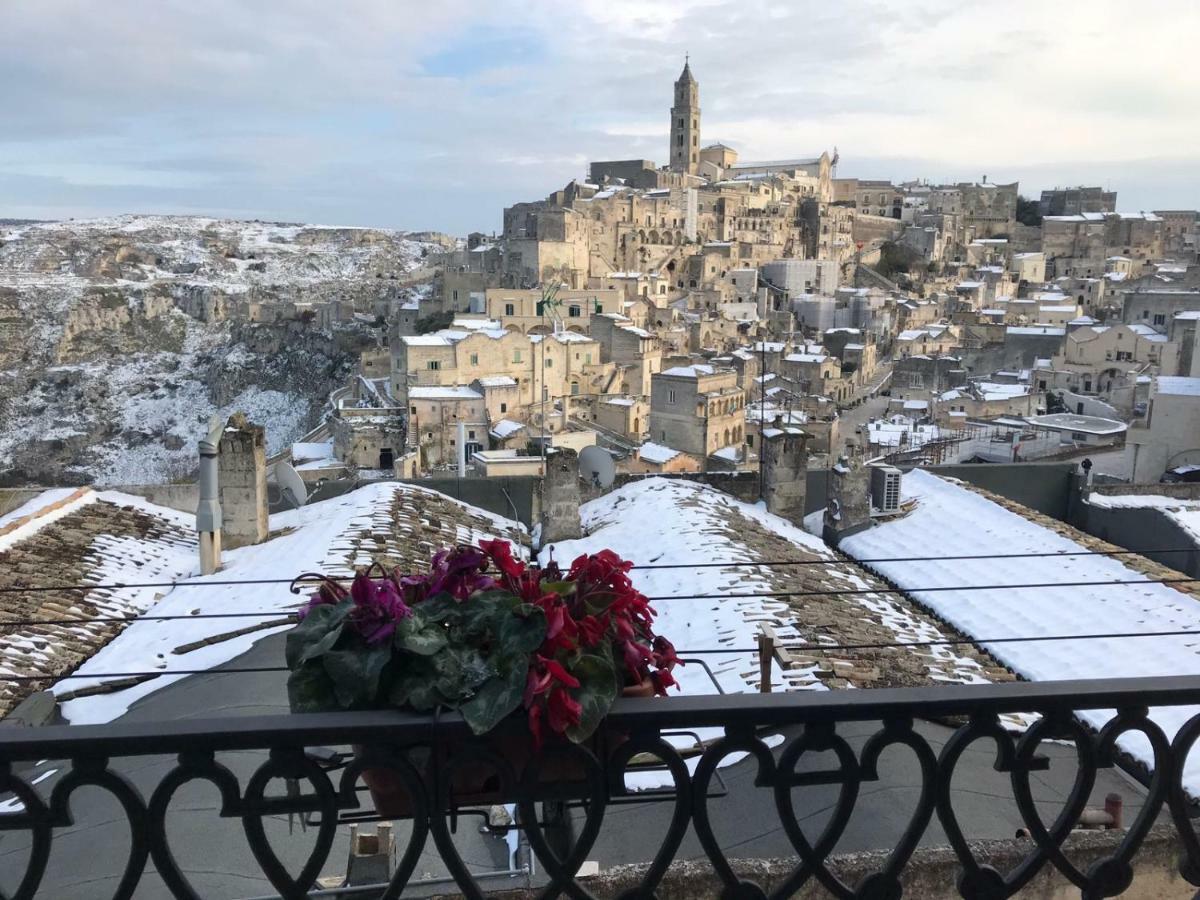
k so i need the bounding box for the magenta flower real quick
[297,578,347,620]
[348,572,412,644]
[425,546,498,600]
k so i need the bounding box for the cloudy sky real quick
[2,0,1197,234]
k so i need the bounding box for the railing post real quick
[758,625,775,693]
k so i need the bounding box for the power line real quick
[1,576,1199,629]
[10,627,1200,684]
[1,547,1197,596]
[631,547,1200,570]
[643,575,1200,602]
[680,628,1200,655]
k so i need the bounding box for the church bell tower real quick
[669,58,700,175]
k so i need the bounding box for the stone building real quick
[1130,376,1200,481]
[1038,186,1117,217]
[648,364,746,460]
[483,287,623,334]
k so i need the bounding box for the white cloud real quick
[0,0,1197,232]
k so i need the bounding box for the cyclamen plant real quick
[285,540,679,746]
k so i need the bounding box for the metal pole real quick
[759,339,766,499]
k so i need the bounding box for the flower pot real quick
[359,677,656,818]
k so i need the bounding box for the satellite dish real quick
[578,445,616,488]
[273,461,309,509]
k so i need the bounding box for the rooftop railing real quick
[2,675,1200,898]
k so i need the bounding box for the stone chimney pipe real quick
[196,430,222,575]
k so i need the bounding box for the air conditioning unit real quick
[871,465,902,514]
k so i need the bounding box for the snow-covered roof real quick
[475,375,518,387]
[1007,326,1065,336]
[840,469,1200,796]
[1157,376,1200,397]
[549,330,597,344]
[784,352,830,364]
[409,385,482,400]
[711,445,740,461]
[1026,413,1126,435]
[60,485,526,725]
[603,397,636,407]
[637,442,682,464]
[489,418,525,439]
[660,364,715,378]
[543,478,999,732]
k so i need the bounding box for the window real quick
[1116,351,1133,361]
[513,350,522,362]
[504,302,515,316]
[545,358,552,368]
[668,389,676,403]
[568,304,581,318]
[452,289,459,301]
[411,406,417,414]
[570,382,579,395]
[468,430,475,439]
[585,353,592,364]
[450,439,455,447]
[427,360,440,370]
[1153,314,1166,325]
[1072,432,1088,441]
[469,353,478,365]
[500,402,507,413]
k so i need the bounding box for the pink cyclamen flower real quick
[348,572,411,644]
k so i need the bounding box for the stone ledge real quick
[454,826,1188,899]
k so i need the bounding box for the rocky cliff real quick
[0,215,448,485]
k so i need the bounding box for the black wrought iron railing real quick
[3,675,1200,899]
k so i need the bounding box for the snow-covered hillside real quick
[0,215,448,485]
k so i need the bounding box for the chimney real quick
[823,442,872,546]
[538,447,581,549]
[196,424,222,575]
[217,413,269,549]
[763,425,808,526]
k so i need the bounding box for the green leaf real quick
[565,649,620,744]
[388,661,444,710]
[323,646,391,708]
[498,604,547,655]
[460,657,527,735]
[432,647,496,702]
[394,615,448,656]
[287,661,340,712]
[285,601,351,668]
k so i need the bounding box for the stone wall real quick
[107,483,199,514]
[475,827,1189,900]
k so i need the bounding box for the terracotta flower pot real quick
[360,676,657,818]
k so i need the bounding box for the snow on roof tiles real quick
[840,469,1200,796]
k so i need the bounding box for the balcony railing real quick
[2,675,1200,898]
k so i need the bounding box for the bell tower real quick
[669,57,700,175]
